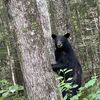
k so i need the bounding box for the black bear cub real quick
[51,33,82,99]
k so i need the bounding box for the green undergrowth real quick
[0,80,26,100]
[57,69,100,100]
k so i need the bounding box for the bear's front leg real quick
[51,64,59,71]
[51,63,66,71]
[51,63,70,70]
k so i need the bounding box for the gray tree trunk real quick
[49,0,74,39]
[6,0,62,100]
[49,0,76,52]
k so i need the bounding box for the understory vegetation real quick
[57,69,100,100]
[0,70,100,100]
[0,80,25,100]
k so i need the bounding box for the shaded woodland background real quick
[0,0,100,100]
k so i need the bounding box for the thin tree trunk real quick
[49,0,72,34]
[1,1,24,85]
[6,0,62,100]
[6,44,16,85]
[10,33,24,85]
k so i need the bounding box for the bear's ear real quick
[64,33,70,38]
[52,34,57,39]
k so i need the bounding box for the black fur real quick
[51,33,82,99]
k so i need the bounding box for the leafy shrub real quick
[57,69,100,100]
[0,80,26,100]
[71,75,100,100]
[57,69,74,100]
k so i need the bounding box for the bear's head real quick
[51,33,70,48]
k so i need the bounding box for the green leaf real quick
[0,90,7,94]
[63,68,68,72]
[56,76,63,80]
[64,83,72,89]
[2,91,9,97]
[61,87,66,91]
[85,78,96,88]
[91,93,96,99]
[79,86,84,91]
[64,95,68,100]
[18,85,24,91]
[67,78,73,81]
[59,82,66,87]
[96,90,100,94]
[72,84,78,88]
[9,85,19,93]
[96,93,100,100]
[88,93,96,99]
[59,69,64,72]
[65,69,72,74]
[0,80,8,84]
[61,80,65,84]
[71,95,78,100]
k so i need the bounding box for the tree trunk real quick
[1,1,24,85]
[49,0,74,40]
[6,43,16,85]
[6,0,62,100]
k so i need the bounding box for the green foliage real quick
[57,69,75,99]
[0,80,26,100]
[57,69,100,100]
[71,75,100,100]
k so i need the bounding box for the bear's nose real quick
[57,41,62,48]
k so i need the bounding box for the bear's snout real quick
[57,41,63,48]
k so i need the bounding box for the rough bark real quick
[49,0,74,36]
[49,0,76,51]
[1,1,24,85]
[6,0,62,100]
